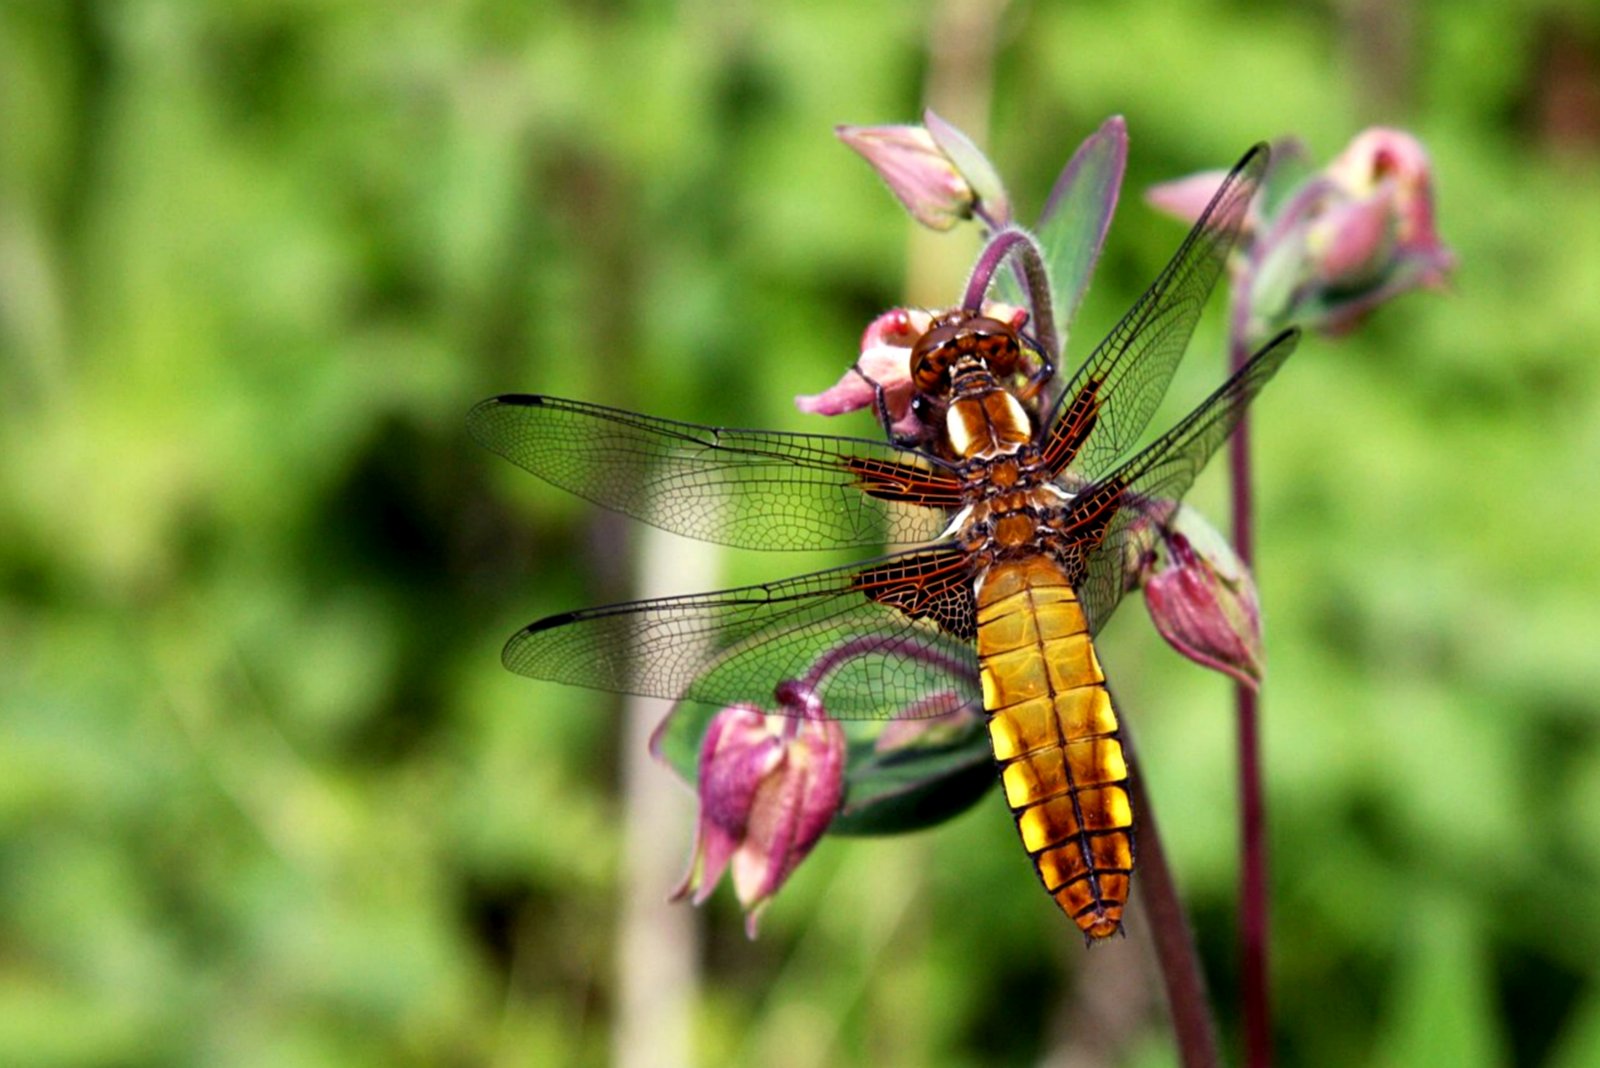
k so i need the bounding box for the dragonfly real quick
[469,144,1297,940]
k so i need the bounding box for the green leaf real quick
[1034,115,1128,348]
[649,699,719,785]
[831,730,996,836]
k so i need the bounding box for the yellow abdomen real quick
[977,556,1134,939]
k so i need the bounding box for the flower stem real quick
[962,227,1060,359]
[1118,712,1219,1068]
[1228,283,1272,1067]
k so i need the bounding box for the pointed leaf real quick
[831,730,996,836]
[1035,115,1127,341]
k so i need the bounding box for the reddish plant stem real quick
[1119,716,1220,1068]
[962,227,1059,358]
[1228,310,1272,1066]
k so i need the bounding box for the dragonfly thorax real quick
[945,386,1033,461]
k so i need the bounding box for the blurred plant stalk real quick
[615,526,716,1068]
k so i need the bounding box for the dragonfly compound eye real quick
[910,333,956,394]
[963,316,1022,377]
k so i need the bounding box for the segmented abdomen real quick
[976,556,1134,939]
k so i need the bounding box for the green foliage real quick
[2,2,1597,1065]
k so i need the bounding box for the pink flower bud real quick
[1144,168,1231,225]
[671,698,845,937]
[836,123,980,231]
[1304,188,1397,287]
[1244,127,1454,336]
[1143,520,1264,690]
[1325,127,1443,251]
[922,109,1011,226]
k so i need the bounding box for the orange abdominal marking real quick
[977,556,1134,939]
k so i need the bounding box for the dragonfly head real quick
[909,311,1022,396]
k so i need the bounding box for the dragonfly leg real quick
[850,359,899,441]
[1017,345,1056,405]
[851,359,928,449]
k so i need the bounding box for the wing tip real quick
[499,610,583,674]
[1229,142,1271,184]
[1255,326,1301,367]
[468,392,544,419]
[498,631,525,673]
[467,394,550,449]
[524,609,584,636]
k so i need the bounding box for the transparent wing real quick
[1042,145,1269,483]
[469,395,964,551]
[1070,328,1300,634]
[502,549,981,720]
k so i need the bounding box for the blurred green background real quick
[3,2,1599,1066]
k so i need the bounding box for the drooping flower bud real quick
[1144,168,1234,226]
[670,694,845,937]
[1149,128,1453,341]
[835,123,981,231]
[1255,128,1453,336]
[1324,127,1444,252]
[1142,511,1264,689]
[921,109,1011,226]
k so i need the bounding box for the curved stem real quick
[797,634,977,695]
[962,227,1060,360]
